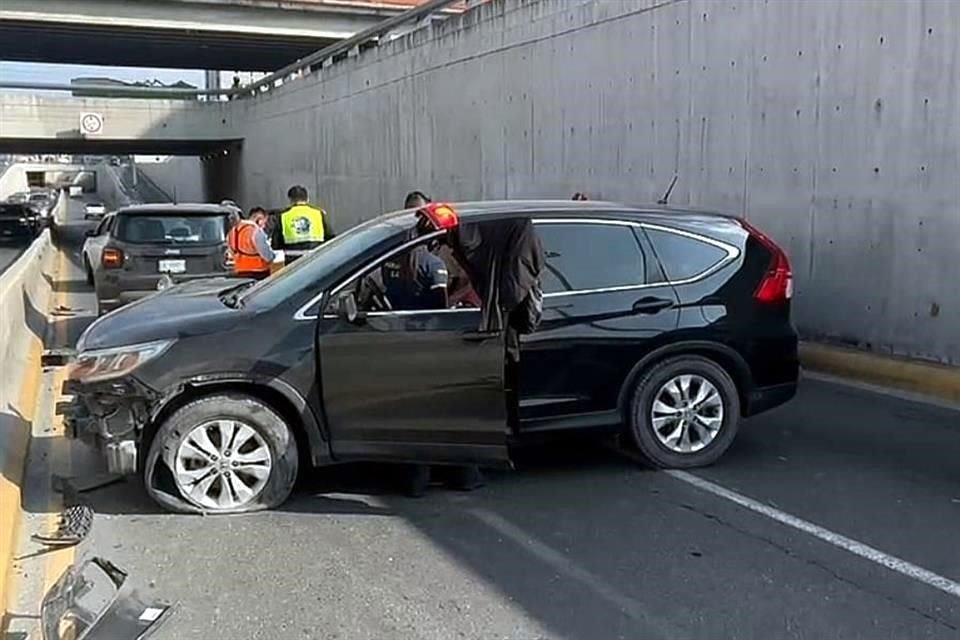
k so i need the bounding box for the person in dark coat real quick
[399,191,487,497]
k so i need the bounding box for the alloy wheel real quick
[649,374,724,453]
[173,419,273,510]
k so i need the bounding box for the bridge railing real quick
[0,0,464,102]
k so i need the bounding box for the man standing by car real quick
[227,207,274,280]
[404,190,480,307]
[276,185,333,262]
[397,190,484,497]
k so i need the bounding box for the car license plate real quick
[158,259,186,274]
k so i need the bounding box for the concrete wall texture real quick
[228,0,960,363]
[0,94,233,142]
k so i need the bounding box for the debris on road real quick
[41,557,174,640]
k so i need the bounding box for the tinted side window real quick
[537,223,646,294]
[645,228,728,281]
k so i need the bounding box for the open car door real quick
[317,206,510,467]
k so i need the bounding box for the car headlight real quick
[68,339,174,383]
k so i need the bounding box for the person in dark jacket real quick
[398,190,485,497]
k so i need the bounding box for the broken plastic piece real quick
[42,348,77,368]
[41,556,175,640]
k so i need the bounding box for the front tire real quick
[627,356,740,468]
[143,393,299,514]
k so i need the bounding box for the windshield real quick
[115,214,226,245]
[241,212,414,309]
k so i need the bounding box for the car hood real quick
[78,278,251,351]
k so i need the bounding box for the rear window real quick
[115,214,226,245]
[536,222,646,294]
[645,228,729,281]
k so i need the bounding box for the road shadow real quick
[51,218,96,272]
[73,438,638,519]
[41,272,90,295]
[0,404,30,489]
[21,288,94,350]
[721,379,960,486]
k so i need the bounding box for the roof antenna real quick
[657,174,678,205]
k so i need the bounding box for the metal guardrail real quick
[0,80,232,99]
[0,0,462,101]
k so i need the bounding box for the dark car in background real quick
[0,203,41,241]
[60,200,798,514]
[28,190,55,217]
[83,203,234,314]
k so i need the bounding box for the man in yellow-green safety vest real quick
[275,185,334,262]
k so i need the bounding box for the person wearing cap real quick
[227,207,275,280]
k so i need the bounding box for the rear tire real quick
[84,257,94,285]
[143,393,299,514]
[627,356,740,468]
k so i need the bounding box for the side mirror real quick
[84,229,96,237]
[339,291,363,325]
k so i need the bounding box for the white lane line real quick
[666,469,960,598]
[468,507,684,640]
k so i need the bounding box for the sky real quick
[0,61,205,86]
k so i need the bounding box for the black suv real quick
[60,201,798,513]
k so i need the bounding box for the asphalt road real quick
[0,243,28,276]
[7,205,960,640]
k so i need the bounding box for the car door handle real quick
[632,297,674,314]
[462,330,502,343]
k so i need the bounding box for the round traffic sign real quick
[80,112,103,136]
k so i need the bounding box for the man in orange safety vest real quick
[227,207,275,280]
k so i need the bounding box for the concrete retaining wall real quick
[134,157,203,203]
[94,164,135,209]
[0,230,55,408]
[0,192,60,620]
[228,0,960,364]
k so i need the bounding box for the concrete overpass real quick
[0,93,243,201]
[0,0,441,71]
[0,94,239,156]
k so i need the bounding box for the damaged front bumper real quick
[54,358,160,476]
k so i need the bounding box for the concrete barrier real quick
[0,193,64,620]
[801,342,960,404]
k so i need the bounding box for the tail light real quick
[739,218,792,303]
[223,247,234,268]
[102,247,125,269]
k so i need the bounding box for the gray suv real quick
[85,204,234,314]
